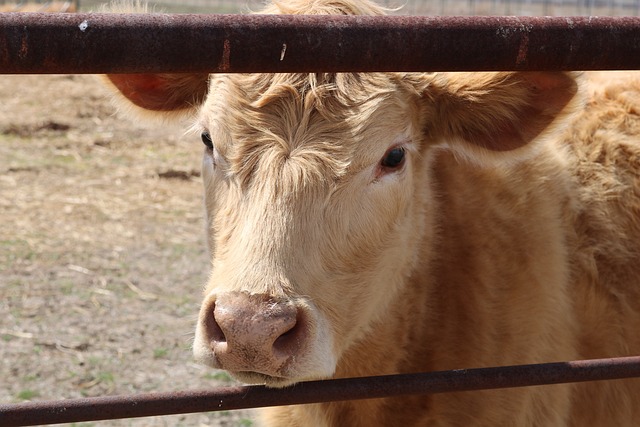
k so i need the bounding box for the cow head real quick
[104,0,578,388]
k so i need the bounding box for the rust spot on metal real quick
[18,33,28,59]
[516,32,529,66]
[219,38,231,72]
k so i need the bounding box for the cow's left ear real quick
[102,73,210,117]
[422,71,579,154]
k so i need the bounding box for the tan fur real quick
[102,1,640,425]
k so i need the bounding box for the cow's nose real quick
[202,292,305,376]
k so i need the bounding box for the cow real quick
[103,0,640,425]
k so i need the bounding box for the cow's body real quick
[104,1,640,425]
[261,76,640,426]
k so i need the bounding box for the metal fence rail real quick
[1,356,640,426]
[1,13,640,73]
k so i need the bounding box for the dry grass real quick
[0,74,256,426]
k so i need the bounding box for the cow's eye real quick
[201,131,213,150]
[381,147,406,169]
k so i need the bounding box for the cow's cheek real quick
[315,183,417,354]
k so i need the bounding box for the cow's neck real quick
[310,264,435,425]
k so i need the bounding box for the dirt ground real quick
[0,74,257,426]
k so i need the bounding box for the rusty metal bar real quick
[1,13,640,74]
[1,356,640,426]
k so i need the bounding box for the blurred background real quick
[1,0,640,15]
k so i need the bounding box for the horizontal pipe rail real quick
[1,356,640,426]
[1,13,640,73]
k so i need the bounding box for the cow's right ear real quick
[418,71,579,160]
[102,73,210,117]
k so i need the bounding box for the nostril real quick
[272,311,305,358]
[206,303,226,344]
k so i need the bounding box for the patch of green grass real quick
[203,370,234,383]
[59,280,75,296]
[65,370,79,380]
[171,243,189,256]
[238,419,254,426]
[52,153,77,165]
[97,371,114,384]
[153,347,169,359]
[87,356,101,366]
[16,389,39,400]
[172,295,195,317]
[23,374,38,382]
[0,239,36,267]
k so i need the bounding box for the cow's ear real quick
[103,73,209,117]
[423,72,579,154]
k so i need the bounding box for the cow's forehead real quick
[201,72,416,183]
[204,72,408,129]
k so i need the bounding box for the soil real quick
[0,74,257,426]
